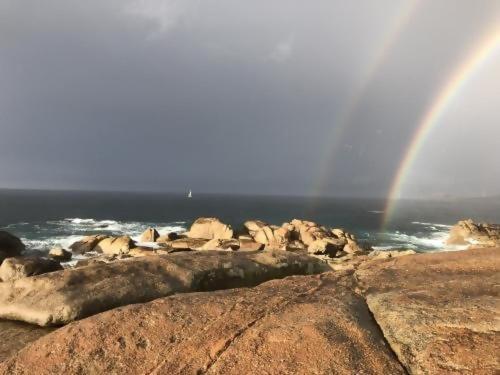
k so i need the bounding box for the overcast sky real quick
[1,0,499,198]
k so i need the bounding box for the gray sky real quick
[1,0,499,197]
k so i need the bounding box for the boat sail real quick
[187,189,192,198]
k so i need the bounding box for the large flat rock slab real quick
[356,248,500,374]
[0,321,55,363]
[0,250,327,326]
[0,272,404,375]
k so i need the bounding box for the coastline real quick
[0,247,498,373]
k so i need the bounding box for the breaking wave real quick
[6,218,187,254]
[371,220,453,251]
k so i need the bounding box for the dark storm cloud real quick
[0,0,499,197]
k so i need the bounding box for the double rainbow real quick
[383,28,500,227]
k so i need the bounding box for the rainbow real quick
[383,28,500,227]
[311,0,421,198]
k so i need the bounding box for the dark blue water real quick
[0,189,499,252]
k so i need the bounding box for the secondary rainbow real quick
[383,28,500,227]
[311,0,420,197]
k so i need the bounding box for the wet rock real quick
[139,228,159,243]
[48,246,72,262]
[0,257,63,282]
[187,218,233,240]
[0,272,404,375]
[156,232,179,243]
[0,231,25,257]
[0,250,327,326]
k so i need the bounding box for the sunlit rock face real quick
[446,219,500,248]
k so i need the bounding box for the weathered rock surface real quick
[0,320,55,363]
[367,249,416,259]
[139,228,159,243]
[356,247,500,374]
[197,238,240,251]
[0,272,404,375]
[307,238,344,256]
[188,218,233,240]
[48,246,72,262]
[0,257,63,282]
[94,236,135,255]
[0,231,25,258]
[446,219,500,248]
[73,254,132,268]
[0,250,327,326]
[253,225,291,249]
[238,238,264,251]
[170,238,207,250]
[290,219,332,246]
[289,219,365,254]
[69,235,107,254]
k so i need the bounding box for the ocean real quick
[1,189,499,255]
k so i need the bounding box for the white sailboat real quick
[187,189,193,198]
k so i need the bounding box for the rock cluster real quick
[67,217,367,257]
[0,219,497,374]
[446,219,500,248]
[241,218,367,256]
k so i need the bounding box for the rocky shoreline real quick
[0,218,498,374]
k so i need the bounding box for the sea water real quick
[1,189,499,255]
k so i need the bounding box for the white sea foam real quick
[378,230,449,250]
[411,221,453,229]
[21,218,188,255]
[368,210,384,214]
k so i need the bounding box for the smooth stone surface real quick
[94,236,135,255]
[356,247,500,375]
[69,235,107,254]
[187,218,233,240]
[0,272,404,375]
[139,228,159,243]
[0,250,327,326]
